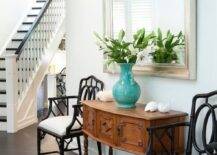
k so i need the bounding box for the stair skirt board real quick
[17,115,37,131]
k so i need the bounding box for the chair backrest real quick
[77,75,104,103]
[186,90,217,154]
[46,75,104,118]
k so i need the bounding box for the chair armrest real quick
[65,104,83,135]
[48,95,79,101]
[72,104,83,117]
[43,95,79,120]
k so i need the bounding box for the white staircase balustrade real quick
[4,0,65,133]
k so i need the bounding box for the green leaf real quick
[165,34,174,49]
[118,29,125,42]
[166,30,171,37]
[158,28,162,41]
[93,31,104,43]
[134,28,145,47]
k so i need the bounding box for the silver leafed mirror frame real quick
[103,0,196,80]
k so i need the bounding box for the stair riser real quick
[0,108,7,116]
[0,122,7,131]
[14,33,26,40]
[0,71,6,79]
[23,17,37,23]
[0,83,6,90]
[0,94,6,103]
[0,61,5,68]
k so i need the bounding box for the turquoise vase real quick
[113,63,141,108]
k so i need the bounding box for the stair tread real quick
[0,116,7,122]
[17,30,28,33]
[0,90,6,94]
[0,79,6,82]
[12,39,23,42]
[22,22,34,25]
[36,0,47,3]
[0,102,6,107]
[27,14,38,17]
[6,48,18,51]
[32,7,42,9]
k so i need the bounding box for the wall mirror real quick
[103,0,196,79]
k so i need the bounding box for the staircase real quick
[0,0,65,132]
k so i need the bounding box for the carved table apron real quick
[82,100,187,155]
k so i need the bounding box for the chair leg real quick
[84,134,88,155]
[37,128,41,155]
[97,141,102,155]
[109,147,113,155]
[77,136,82,155]
[59,138,64,155]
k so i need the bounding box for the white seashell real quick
[145,101,158,112]
[96,90,114,102]
[158,102,170,113]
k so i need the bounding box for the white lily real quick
[129,44,138,55]
[124,56,129,63]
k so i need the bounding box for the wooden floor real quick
[0,124,78,155]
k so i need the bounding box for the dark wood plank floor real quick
[0,124,78,155]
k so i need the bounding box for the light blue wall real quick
[66,0,217,154]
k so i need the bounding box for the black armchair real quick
[37,75,104,155]
[147,90,217,155]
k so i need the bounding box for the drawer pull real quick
[92,120,95,125]
[138,141,143,147]
[117,124,124,137]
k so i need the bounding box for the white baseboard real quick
[17,115,38,131]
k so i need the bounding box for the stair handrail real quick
[16,0,52,56]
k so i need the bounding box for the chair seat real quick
[39,116,83,136]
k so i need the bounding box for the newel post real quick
[5,54,18,133]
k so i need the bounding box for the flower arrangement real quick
[94,28,185,65]
[94,28,155,65]
[150,29,185,64]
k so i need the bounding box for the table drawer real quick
[117,116,145,153]
[96,111,116,144]
[83,105,96,136]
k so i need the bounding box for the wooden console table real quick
[82,100,187,155]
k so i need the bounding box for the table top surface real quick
[82,100,188,120]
